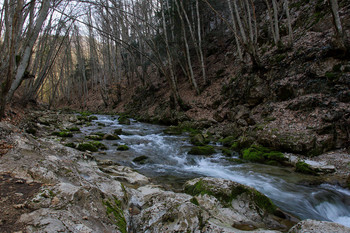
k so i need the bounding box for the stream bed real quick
[71,115,350,227]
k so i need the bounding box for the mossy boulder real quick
[104,134,121,140]
[230,136,255,151]
[117,145,129,151]
[190,134,209,146]
[132,155,149,164]
[241,145,287,165]
[118,116,131,125]
[188,145,215,155]
[77,143,98,152]
[68,126,80,132]
[184,177,277,214]
[90,141,108,150]
[114,129,123,135]
[52,131,73,138]
[80,111,92,117]
[88,116,98,121]
[64,142,76,148]
[85,135,103,141]
[219,136,238,147]
[163,126,183,135]
[221,148,233,157]
[295,161,318,175]
[89,132,104,137]
[97,122,106,127]
[77,116,89,122]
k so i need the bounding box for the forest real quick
[0,0,350,232]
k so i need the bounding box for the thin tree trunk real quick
[284,0,293,46]
[227,0,243,61]
[6,0,51,103]
[328,0,346,47]
[195,0,207,84]
[175,0,200,94]
[272,0,280,44]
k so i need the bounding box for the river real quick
[73,115,350,227]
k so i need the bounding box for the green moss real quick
[77,143,98,152]
[241,145,287,165]
[77,116,89,121]
[117,145,129,151]
[190,197,199,206]
[114,129,123,135]
[185,179,276,211]
[52,131,73,138]
[231,142,239,150]
[68,126,80,132]
[163,126,183,135]
[252,190,277,214]
[188,145,215,155]
[295,161,317,175]
[325,72,337,80]
[90,141,107,150]
[104,134,121,140]
[219,136,238,147]
[118,116,131,125]
[221,148,233,157]
[103,198,127,233]
[225,158,245,164]
[190,134,209,146]
[132,155,148,164]
[80,111,92,117]
[242,148,265,163]
[97,122,106,127]
[65,142,76,148]
[89,116,98,121]
[85,135,103,141]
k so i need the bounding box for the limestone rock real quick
[288,219,350,233]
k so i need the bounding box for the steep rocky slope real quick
[111,0,350,158]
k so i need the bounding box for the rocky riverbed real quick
[1,111,350,233]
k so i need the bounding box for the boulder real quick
[288,219,350,233]
[183,177,294,231]
[188,145,215,155]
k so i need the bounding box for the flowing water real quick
[74,115,350,227]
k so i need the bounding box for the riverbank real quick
[1,110,350,232]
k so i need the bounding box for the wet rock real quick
[113,129,123,135]
[132,156,149,164]
[183,177,294,231]
[303,160,335,174]
[190,133,208,146]
[103,134,120,140]
[117,145,129,151]
[118,116,131,125]
[77,143,98,152]
[288,219,350,233]
[188,145,215,155]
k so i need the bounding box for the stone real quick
[103,134,121,140]
[288,219,350,233]
[188,145,215,155]
[13,204,25,209]
[190,133,207,146]
[51,196,60,206]
[118,116,131,125]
